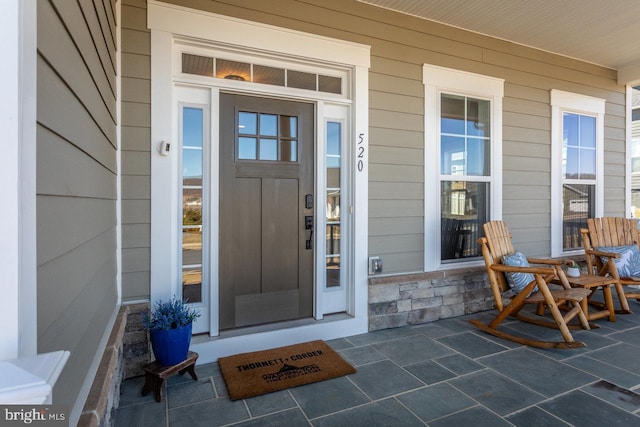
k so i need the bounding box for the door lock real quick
[305,216,313,250]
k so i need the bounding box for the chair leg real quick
[615,282,632,313]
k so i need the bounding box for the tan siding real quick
[122,77,150,103]
[122,126,151,152]
[43,0,116,135]
[38,59,116,171]
[121,0,151,300]
[121,151,151,176]
[370,128,423,149]
[122,248,151,273]
[369,182,423,200]
[121,199,151,224]
[37,126,116,199]
[369,217,424,236]
[122,272,152,301]
[37,0,118,416]
[129,0,626,275]
[122,224,151,248]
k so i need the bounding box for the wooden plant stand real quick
[141,351,199,402]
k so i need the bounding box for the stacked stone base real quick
[78,303,150,427]
[368,267,492,330]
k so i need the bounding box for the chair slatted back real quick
[582,217,640,275]
[481,221,516,295]
[586,217,637,248]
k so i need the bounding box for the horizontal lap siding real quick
[138,0,624,270]
[121,0,151,301]
[37,0,117,415]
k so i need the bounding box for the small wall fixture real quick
[224,74,246,81]
[158,141,171,156]
[369,256,383,275]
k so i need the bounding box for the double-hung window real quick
[423,65,504,270]
[551,90,604,256]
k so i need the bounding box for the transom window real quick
[237,111,298,162]
[182,53,343,95]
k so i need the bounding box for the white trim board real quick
[149,2,370,344]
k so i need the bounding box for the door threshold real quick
[192,313,351,344]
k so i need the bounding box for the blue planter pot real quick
[150,323,192,366]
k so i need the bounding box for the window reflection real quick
[260,114,277,136]
[181,105,204,303]
[563,184,595,250]
[259,138,277,160]
[440,95,490,177]
[326,122,341,288]
[563,113,596,179]
[441,182,488,261]
[239,112,257,134]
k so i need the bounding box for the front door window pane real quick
[238,112,257,134]
[259,138,277,160]
[237,112,298,163]
[260,114,277,136]
[238,137,257,160]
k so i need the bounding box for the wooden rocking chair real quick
[581,217,640,313]
[470,221,592,349]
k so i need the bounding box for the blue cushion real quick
[595,244,640,277]
[502,251,536,294]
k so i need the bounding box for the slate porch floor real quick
[114,300,640,426]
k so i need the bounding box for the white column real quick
[0,0,37,361]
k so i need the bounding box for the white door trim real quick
[149,2,370,347]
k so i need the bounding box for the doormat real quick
[218,340,356,400]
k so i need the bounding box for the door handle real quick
[305,216,313,249]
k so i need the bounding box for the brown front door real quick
[219,94,314,330]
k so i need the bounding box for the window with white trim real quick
[423,65,504,270]
[551,90,605,256]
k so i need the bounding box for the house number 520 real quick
[357,133,365,172]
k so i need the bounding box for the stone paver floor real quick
[115,299,640,426]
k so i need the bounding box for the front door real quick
[219,94,314,330]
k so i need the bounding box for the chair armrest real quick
[490,264,555,275]
[586,249,621,259]
[526,257,563,266]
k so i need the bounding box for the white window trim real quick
[551,89,605,257]
[423,64,504,271]
[149,1,370,355]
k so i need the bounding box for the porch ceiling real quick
[358,0,640,84]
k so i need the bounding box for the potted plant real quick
[566,260,581,277]
[145,297,200,366]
